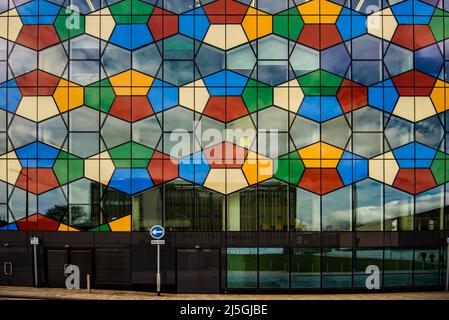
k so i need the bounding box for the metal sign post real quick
[157,243,161,295]
[446,237,449,292]
[150,225,165,296]
[30,236,39,288]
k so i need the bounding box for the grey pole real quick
[157,244,161,296]
[33,244,38,288]
[446,243,449,292]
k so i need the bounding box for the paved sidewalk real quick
[0,286,448,300]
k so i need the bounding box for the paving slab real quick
[0,286,448,300]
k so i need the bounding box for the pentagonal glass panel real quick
[195,116,225,148]
[351,35,383,60]
[163,107,195,132]
[69,178,100,204]
[9,187,37,221]
[351,61,383,86]
[384,44,413,77]
[101,43,131,77]
[162,132,200,159]
[9,44,37,77]
[160,60,198,86]
[227,43,256,77]
[416,116,444,149]
[38,115,67,148]
[8,116,37,149]
[256,35,290,60]
[254,132,289,158]
[257,106,289,132]
[321,43,351,77]
[68,60,101,86]
[253,60,292,86]
[353,107,383,132]
[39,44,68,77]
[133,116,162,148]
[255,0,294,13]
[290,116,320,149]
[66,35,101,60]
[163,0,196,13]
[385,116,414,149]
[101,116,131,149]
[290,44,320,77]
[69,132,100,158]
[132,43,162,77]
[352,132,384,158]
[69,106,100,132]
[196,44,225,78]
[322,115,351,149]
[160,35,195,60]
[38,187,67,219]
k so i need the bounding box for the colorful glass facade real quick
[0,0,448,291]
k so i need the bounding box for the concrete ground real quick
[0,286,448,300]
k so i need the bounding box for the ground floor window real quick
[226,246,446,290]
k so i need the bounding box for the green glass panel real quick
[242,79,273,113]
[298,70,343,96]
[110,0,154,24]
[431,151,448,185]
[274,152,304,185]
[109,142,154,167]
[53,151,84,185]
[89,224,111,232]
[84,79,115,113]
[273,8,304,41]
[54,8,85,41]
[429,9,449,42]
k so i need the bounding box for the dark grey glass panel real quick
[259,247,289,288]
[290,248,321,288]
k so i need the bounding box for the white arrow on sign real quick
[152,229,163,236]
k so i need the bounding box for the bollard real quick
[87,274,91,294]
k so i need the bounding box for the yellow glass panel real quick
[299,142,343,168]
[298,0,342,24]
[431,80,449,113]
[110,70,154,96]
[53,80,84,112]
[243,152,273,185]
[242,7,272,41]
[109,215,131,232]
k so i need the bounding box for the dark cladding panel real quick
[384,232,414,248]
[322,232,353,248]
[258,232,289,247]
[95,248,131,285]
[290,232,321,247]
[414,231,445,247]
[174,232,222,248]
[0,231,29,246]
[43,232,94,248]
[355,232,384,248]
[94,232,131,248]
[225,232,258,247]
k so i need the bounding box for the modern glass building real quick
[0,0,448,293]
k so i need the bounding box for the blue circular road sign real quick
[150,225,165,239]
